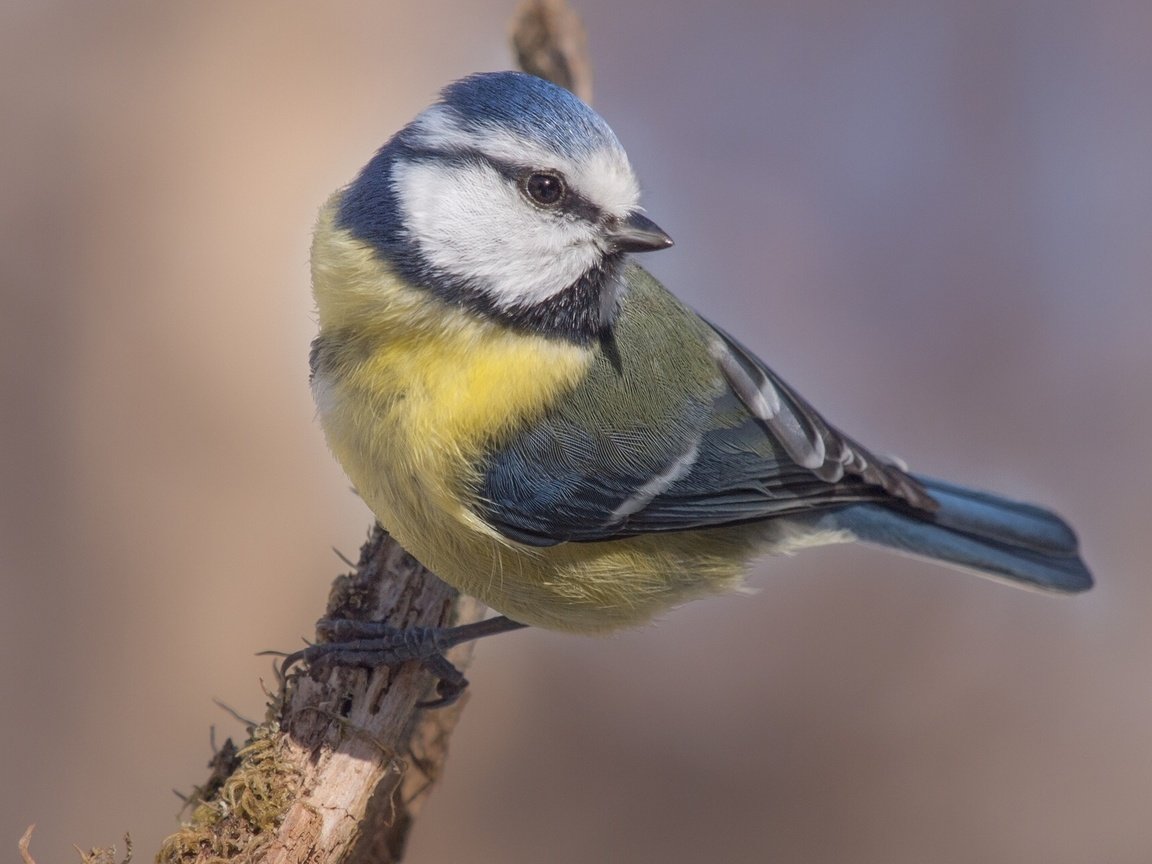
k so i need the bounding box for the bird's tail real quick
[811,475,1093,593]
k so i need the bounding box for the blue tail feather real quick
[810,475,1093,593]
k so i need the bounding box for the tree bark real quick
[157,527,487,864]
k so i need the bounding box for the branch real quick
[511,0,593,104]
[152,2,591,862]
[157,527,486,863]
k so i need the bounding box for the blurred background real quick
[2,1,1150,861]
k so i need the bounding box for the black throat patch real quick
[484,253,625,345]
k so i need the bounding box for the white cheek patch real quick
[410,107,640,220]
[392,158,603,307]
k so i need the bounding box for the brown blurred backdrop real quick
[2,1,1150,862]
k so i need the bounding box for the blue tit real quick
[305,72,1090,687]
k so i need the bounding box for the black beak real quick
[606,212,674,253]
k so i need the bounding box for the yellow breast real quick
[310,197,759,633]
[310,199,594,587]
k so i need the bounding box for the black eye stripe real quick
[414,146,605,223]
[560,191,601,223]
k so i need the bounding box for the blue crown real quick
[434,71,620,161]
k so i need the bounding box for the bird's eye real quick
[521,171,567,207]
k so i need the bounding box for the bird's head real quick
[335,71,672,342]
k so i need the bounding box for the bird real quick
[302,70,1092,704]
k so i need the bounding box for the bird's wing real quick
[705,322,935,511]
[476,316,935,547]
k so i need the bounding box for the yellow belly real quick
[311,210,757,632]
[315,319,760,632]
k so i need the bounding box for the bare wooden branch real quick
[511,0,593,103]
[19,825,38,864]
[156,527,488,864]
[153,2,591,861]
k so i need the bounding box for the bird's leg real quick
[281,615,527,708]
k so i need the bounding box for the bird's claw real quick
[280,618,469,708]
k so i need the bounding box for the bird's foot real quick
[280,615,526,708]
